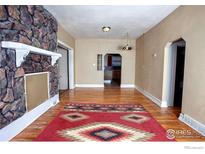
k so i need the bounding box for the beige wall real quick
[75,39,136,85]
[57,24,75,49]
[135,6,205,124]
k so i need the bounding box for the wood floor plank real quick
[12,88,205,141]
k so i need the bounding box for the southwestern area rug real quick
[35,103,174,141]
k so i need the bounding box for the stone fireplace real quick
[0,5,60,132]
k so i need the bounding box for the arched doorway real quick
[104,54,122,87]
[162,38,186,116]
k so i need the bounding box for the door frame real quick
[57,40,75,89]
[162,39,186,107]
[57,44,69,89]
[104,53,122,86]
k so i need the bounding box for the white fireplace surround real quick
[1,41,62,67]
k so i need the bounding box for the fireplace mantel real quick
[1,41,62,67]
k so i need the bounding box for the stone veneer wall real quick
[22,53,58,97]
[0,5,58,129]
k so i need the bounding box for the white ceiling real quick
[45,5,179,39]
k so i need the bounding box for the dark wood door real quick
[174,46,185,107]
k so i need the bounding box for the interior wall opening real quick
[172,39,186,110]
[104,54,122,88]
[162,38,186,117]
[57,44,70,93]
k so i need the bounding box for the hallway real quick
[12,88,205,141]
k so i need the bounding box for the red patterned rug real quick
[35,103,174,141]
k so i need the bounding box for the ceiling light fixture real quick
[120,32,132,51]
[102,26,111,32]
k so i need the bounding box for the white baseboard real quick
[75,84,135,88]
[160,101,168,107]
[179,113,205,137]
[104,80,111,84]
[75,84,104,88]
[120,84,135,88]
[0,94,59,141]
[135,85,162,107]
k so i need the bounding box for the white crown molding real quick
[121,84,135,88]
[75,84,104,88]
[0,94,59,141]
[135,85,162,107]
[1,41,62,67]
[179,113,205,137]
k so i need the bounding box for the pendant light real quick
[121,32,132,51]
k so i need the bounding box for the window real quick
[97,54,103,71]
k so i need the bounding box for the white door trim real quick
[57,40,75,89]
[162,42,178,107]
[162,42,172,107]
[162,40,186,107]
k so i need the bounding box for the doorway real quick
[104,54,122,87]
[173,45,185,107]
[57,45,69,91]
[162,38,186,115]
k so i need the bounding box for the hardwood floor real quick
[12,88,205,141]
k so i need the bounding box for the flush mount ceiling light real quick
[102,26,111,32]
